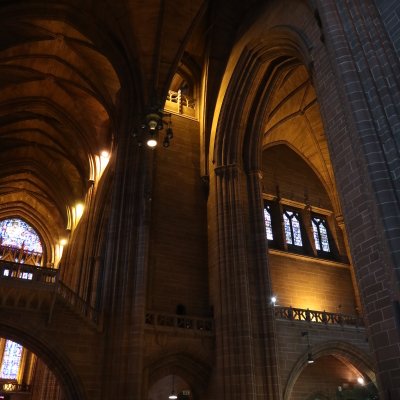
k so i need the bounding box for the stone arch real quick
[210,14,318,170]
[262,141,336,211]
[146,354,211,400]
[169,53,201,99]
[0,323,86,400]
[283,340,376,400]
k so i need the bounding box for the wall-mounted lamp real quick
[271,296,277,306]
[137,106,174,148]
[357,377,365,386]
[168,375,178,400]
[301,331,314,364]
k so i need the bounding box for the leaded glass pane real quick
[312,220,320,250]
[0,340,23,380]
[319,222,330,252]
[283,212,293,245]
[0,219,42,253]
[19,272,33,280]
[264,206,273,240]
[291,215,303,246]
[312,217,330,253]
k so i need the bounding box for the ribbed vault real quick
[0,16,121,250]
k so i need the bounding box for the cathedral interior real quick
[0,0,399,399]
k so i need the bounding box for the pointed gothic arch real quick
[283,341,377,400]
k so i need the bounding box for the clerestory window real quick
[283,210,303,247]
[263,204,274,241]
[312,215,330,253]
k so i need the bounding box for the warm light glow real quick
[93,150,111,181]
[147,138,158,148]
[3,383,15,392]
[76,203,84,219]
[69,202,85,230]
[54,237,68,267]
[168,393,177,400]
[357,377,365,385]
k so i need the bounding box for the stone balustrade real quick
[165,90,196,117]
[0,260,57,284]
[145,311,214,334]
[274,305,363,327]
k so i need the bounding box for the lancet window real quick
[312,215,330,252]
[0,340,23,380]
[283,210,303,247]
[264,204,274,241]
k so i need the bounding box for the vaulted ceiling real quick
[0,0,338,245]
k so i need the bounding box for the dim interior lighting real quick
[271,296,277,305]
[60,238,67,246]
[168,375,178,400]
[307,352,314,364]
[357,377,365,386]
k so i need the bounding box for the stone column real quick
[100,122,149,400]
[316,1,400,397]
[31,358,65,400]
[208,164,280,400]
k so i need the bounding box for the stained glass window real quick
[283,210,303,247]
[0,218,42,253]
[0,340,23,380]
[264,205,274,240]
[312,216,330,252]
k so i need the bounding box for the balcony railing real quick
[0,259,100,328]
[56,281,100,327]
[274,306,363,328]
[165,90,196,117]
[0,381,31,393]
[0,260,57,284]
[0,244,42,266]
[145,311,214,334]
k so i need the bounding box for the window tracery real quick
[312,216,330,252]
[283,210,303,247]
[0,219,42,253]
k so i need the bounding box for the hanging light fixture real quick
[138,106,174,148]
[301,331,314,364]
[168,375,178,400]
